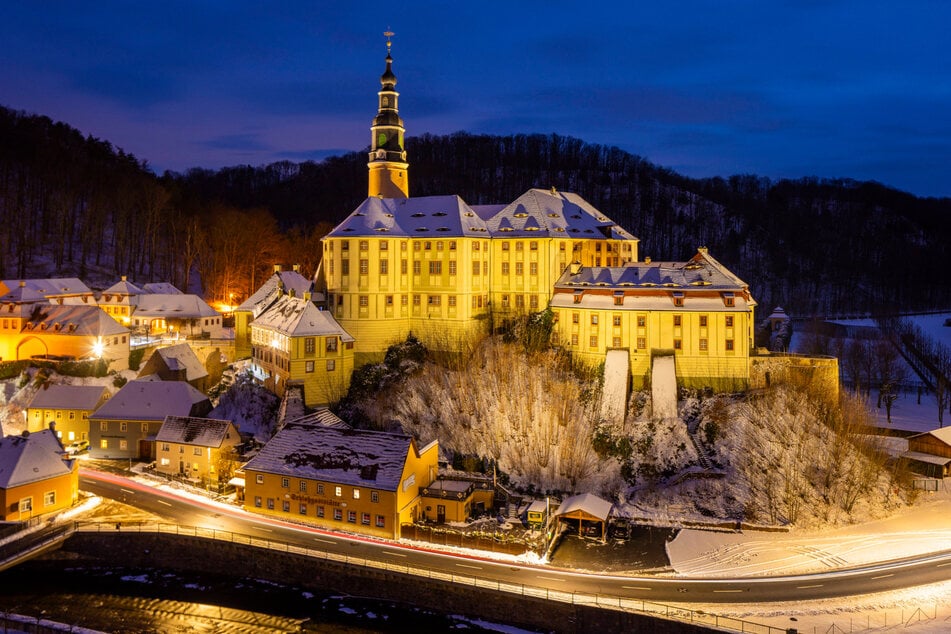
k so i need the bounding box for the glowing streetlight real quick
[92,339,105,358]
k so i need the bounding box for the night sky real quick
[2,1,949,197]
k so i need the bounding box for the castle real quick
[245,39,761,406]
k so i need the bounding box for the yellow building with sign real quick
[241,418,438,539]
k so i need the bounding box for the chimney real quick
[121,275,127,282]
[697,246,708,255]
[569,261,582,275]
[273,264,282,273]
[645,257,651,264]
[292,264,300,273]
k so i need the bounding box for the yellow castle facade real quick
[238,41,760,393]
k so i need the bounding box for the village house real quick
[904,428,951,478]
[138,342,210,391]
[234,265,317,359]
[131,293,225,339]
[249,293,354,407]
[419,477,494,523]
[154,416,240,486]
[88,379,211,460]
[241,416,438,539]
[26,384,108,444]
[0,429,78,521]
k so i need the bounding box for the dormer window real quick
[722,292,735,307]
[673,291,684,307]
[573,290,583,304]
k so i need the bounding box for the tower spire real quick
[368,30,409,198]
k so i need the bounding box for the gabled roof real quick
[2,278,93,299]
[251,295,354,341]
[242,420,421,491]
[156,416,236,448]
[286,407,352,430]
[134,294,220,319]
[23,305,128,337]
[484,189,637,241]
[236,270,313,316]
[909,427,951,447]
[142,282,183,294]
[102,278,145,297]
[146,343,208,382]
[325,195,490,238]
[0,429,72,489]
[0,281,48,305]
[555,492,613,521]
[91,379,209,421]
[28,384,107,411]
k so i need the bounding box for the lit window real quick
[637,337,646,349]
[327,360,335,371]
[613,315,621,326]
[589,335,598,348]
[501,262,510,275]
[194,447,201,456]
[335,486,342,497]
[515,262,524,276]
[305,337,315,354]
[571,334,578,346]
[353,488,360,499]
[376,515,385,528]
[299,481,307,492]
[359,259,368,274]
[362,512,371,525]
[256,474,264,484]
[281,477,289,488]
[591,314,598,325]
[43,491,55,506]
[637,315,646,327]
[348,511,357,523]
[449,260,457,275]
[699,338,708,351]
[305,361,314,373]
[119,440,128,450]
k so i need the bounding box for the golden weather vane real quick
[384,28,394,53]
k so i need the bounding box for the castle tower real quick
[368,32,409,198]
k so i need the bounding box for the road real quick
[80,469,951,605]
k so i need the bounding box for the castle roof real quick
[134,294,219,319]
[485,188,637,241]
[326,195,489,238]
[236,269,314,316]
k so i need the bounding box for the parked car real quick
[66,440,89,454]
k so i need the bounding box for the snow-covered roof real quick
[27,385,107,411]
[147,343,208,382]
[767,306,789,320]
[102,278,145,297]
[134,294,220,319]
[142,282,183,294]
[484,189,637,241]
[1,278,93,299]
[156,416,237,448]
[91,379,210,421]
[22,305,128,337]
[555,492,614,521]
[909,427,951,447]
[242,420,421,491]
[0,281,47,305]
[286,407,352,430]
[251,295,354,341]
[0,429,72,489]
[901,450,951,466]
[236,270,314,316]
[325,195,490,238]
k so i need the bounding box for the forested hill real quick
[170,131,951,316]
[2,104,949,316]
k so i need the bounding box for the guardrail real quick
[73,521,787,634]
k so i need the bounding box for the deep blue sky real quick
[2,1,949,197]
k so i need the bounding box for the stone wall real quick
[750,354,840,400]
[60,532,717,634]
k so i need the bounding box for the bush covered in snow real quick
[209,371,280,442]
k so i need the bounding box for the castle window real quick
[699,338,708,351]
[515,262,524,276]
[380,259,388,274]
[530,262,538,276]
[413,295,421,306]
[341,260,349,275]
[591,314,598,325]
[449,241,456,250]
[725,339,735,351]
[530,296,538,309]
[530,241,538,251]
[637,315,646,327]
[413,261,421,275]
[305,361,314,373]
[571,334,579,346]
[413,241,421,251]
[429,261,442,275]
[501,242,509,251]
[613,336,622,347]
[449,260,457,275]
[424,241,432,251]
[589,335,598,348]
[613,315,621,326]
[401,259,408,274]
[359,240,368,250]
[674,339,682,350]
[674,315,682,327]
[637,337,646,349]
[359,296,368,307]
[725,316,734,327]
[501,295,509,307]
[386,295,393,306]
[326,337,338,352]
[516,242,524,252]
[572,313,579,324]
[359,259,368,274]
[699,315,708,327]
[473,261,480,276]
[448,295,457,307]
[501,262,509,275]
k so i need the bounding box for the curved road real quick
[80,469,951,604]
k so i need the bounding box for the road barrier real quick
[72,520,789,634]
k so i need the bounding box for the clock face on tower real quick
[377,132,387,147]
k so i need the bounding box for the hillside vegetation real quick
[2,105,949,315]
[343,337,909,528]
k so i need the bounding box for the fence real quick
[400,523,530,556]
[67,521,790,634]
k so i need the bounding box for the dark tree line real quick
[3,107,949,316]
